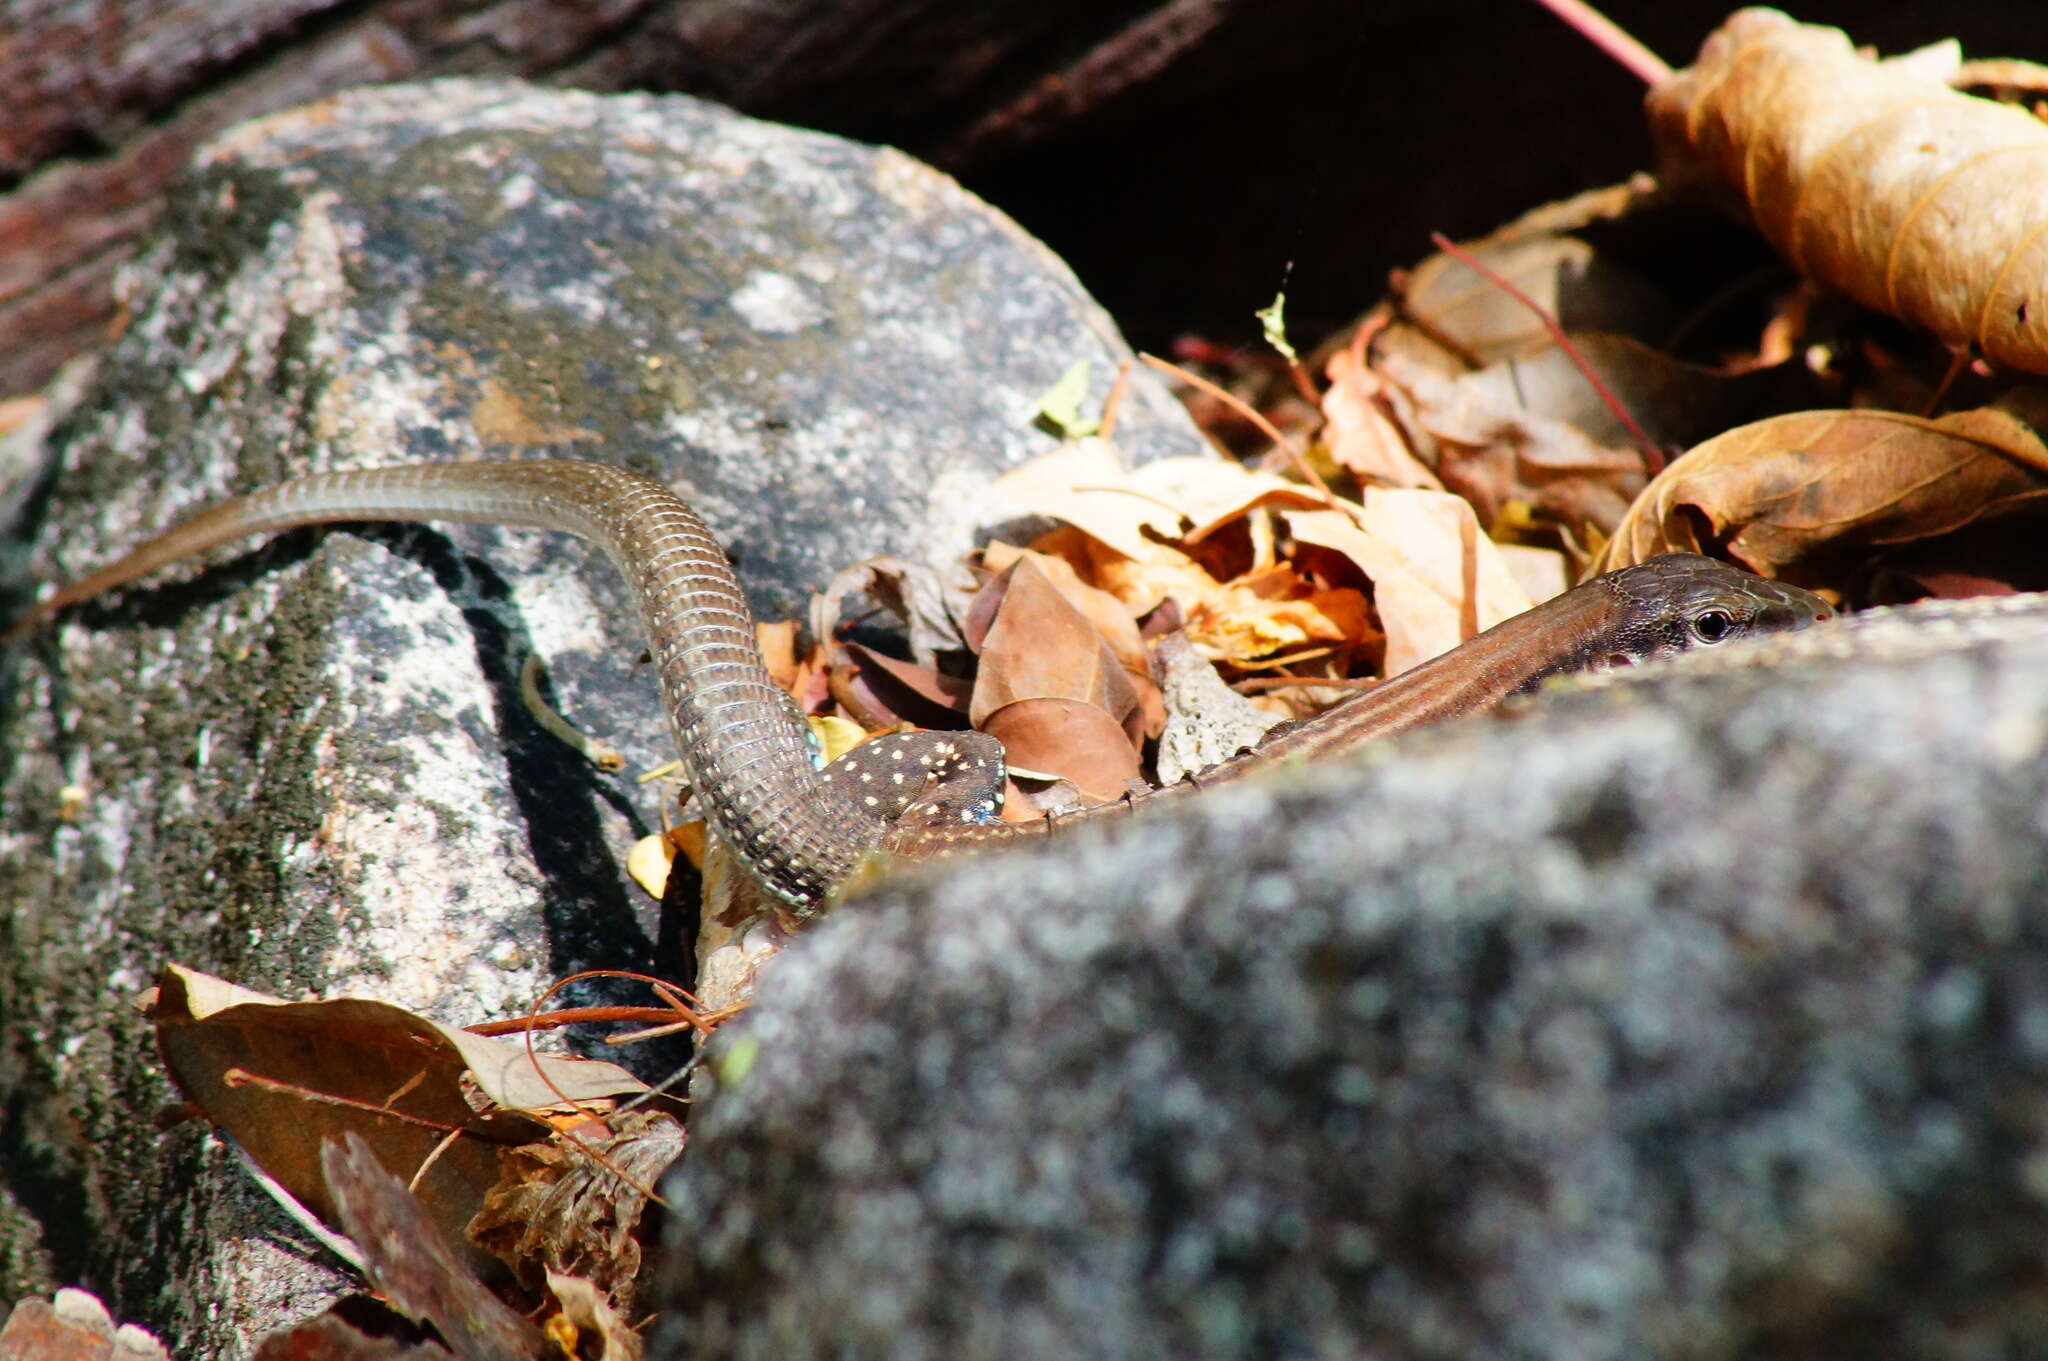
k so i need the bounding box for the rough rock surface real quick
[659,596,2048,1361]
[0,80,1202,1353]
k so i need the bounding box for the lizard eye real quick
[1690,608,1737,644]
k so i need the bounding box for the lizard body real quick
[7,460,1833,913]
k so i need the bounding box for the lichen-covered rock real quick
[0,79,1202,1355]
[658,597,2048,1361]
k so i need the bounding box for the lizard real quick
[5,459,1833,915]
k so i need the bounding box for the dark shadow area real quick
[953,1,2048,357]
[354,523,698,1075]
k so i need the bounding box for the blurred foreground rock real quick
[660,596,2048,1360]
[0,80,1200,1355]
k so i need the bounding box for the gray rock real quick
[0,80,1202,1355]
[658,596,2048,1361]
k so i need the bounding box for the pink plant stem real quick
[1527,0,1672,86]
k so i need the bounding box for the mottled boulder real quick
[0,79,1202,1354]
[659,597,2048,1361]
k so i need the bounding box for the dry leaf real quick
[1321,344,1443,490]
[831,642,973,730]
[1136,458,1327,544]
[626,833,677,900]
[993,441,1323,561]
[970,558,1142,797]
[1378,349,1647,537]
[1448,332,1828,453]
[810,555,967,667]
[991,439,1188,560]
[1286,489,1532,675]
[148,965,681,1279]
[1394,227,1671,366]
[982,697,1141,803]
[1593,406,2048,577]
[469,1110,685,1313]
[981,543,1163,737]
[322,1134,547,1361]
[539,1271,641,1361]
[1029,525,1231,624]
[1651,9,2048,375]
[754,620,801,690]
[1496,543,1571,604]
[969,556,1139,732]
[1180,569,1370,666]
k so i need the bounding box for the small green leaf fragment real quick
[1036,359,1101,439]
[715,1033,760,1087]
[1256,292,1299,365]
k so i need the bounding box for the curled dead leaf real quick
[1593,406,2048,578]
[1321,344,1443,490]
[1651,9,2048,375]
[982,696,1141,805]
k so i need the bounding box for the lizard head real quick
[1592,552,1833,670]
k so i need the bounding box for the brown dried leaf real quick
[1321,344,1443,490]
[1396,228,1670,367]
[1180,568,1370,667]
[1650,10,2048,375]
[540,1271,641,1361]
[832,642,973,730]
[1448,333,1829,454]
[1139,458,1327,544]
[1497,543,1572,605]
[991,439,1189,560]
[1593,407,2048,577]
[468,1110,685,1312]
[969,556,1139,732]
[147,965,680,1280]
[754,620,800,690]
[983,697,1141,803]
[992,440,1323,561]
[1378,179,1676,370]
[1378,349,1647,537]
[1286,490,1533,676]
[810,555,967,667]
[322,1134,547,1361]
[1030,525,1234,624]
[981,543,1163,738]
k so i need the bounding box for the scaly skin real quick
[6,460,1834,913]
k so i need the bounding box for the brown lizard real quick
[5,460,1833,914]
